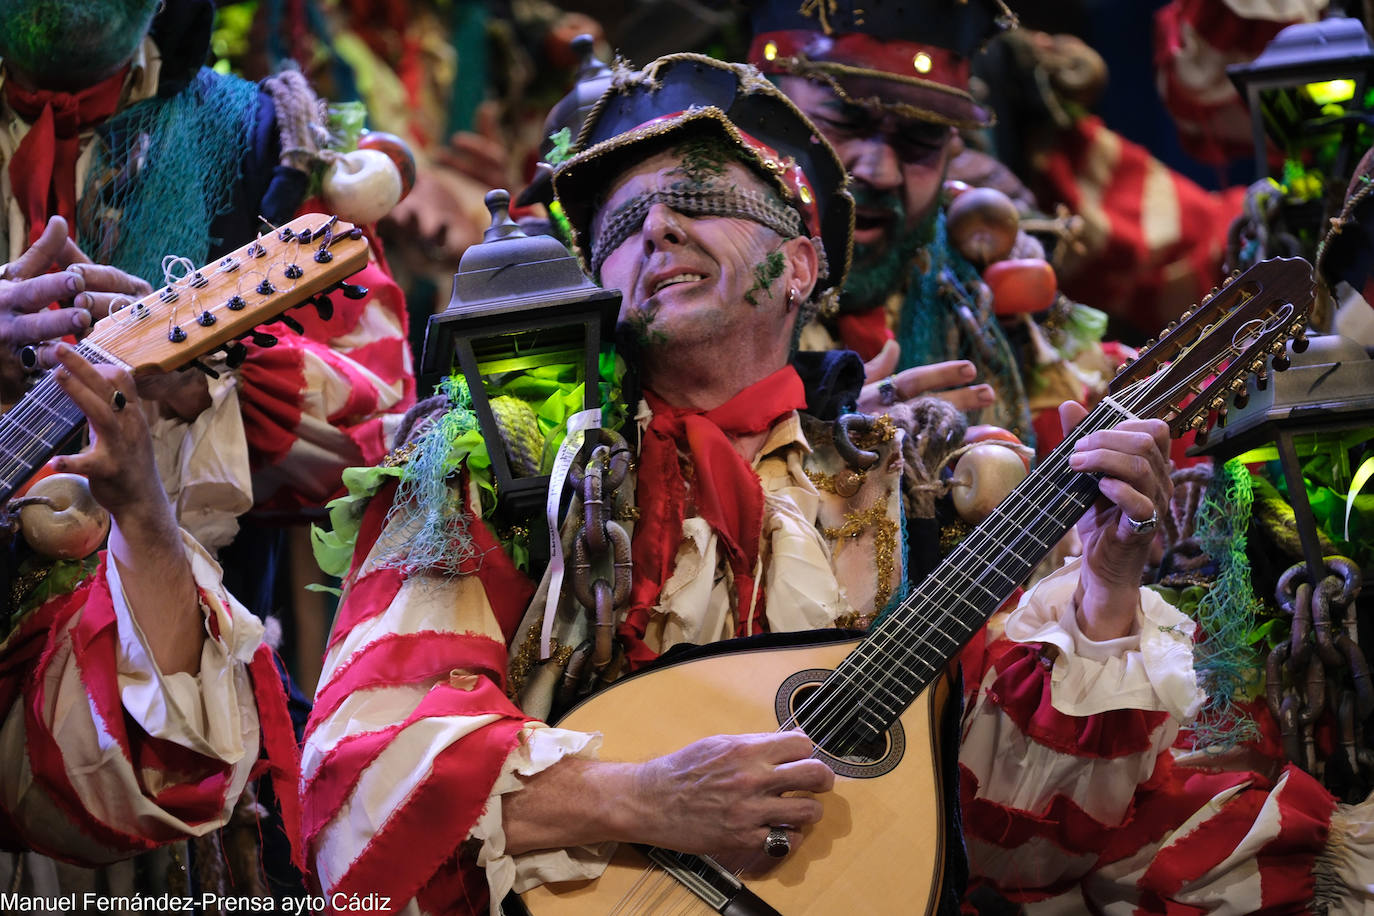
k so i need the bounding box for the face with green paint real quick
[0,0,159,91]
[777,75,951,310]
[595,150,819,366]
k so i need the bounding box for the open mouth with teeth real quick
[650,273,707,296]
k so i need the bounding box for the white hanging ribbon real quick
[540,407,604,659]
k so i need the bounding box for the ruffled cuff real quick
[470,725,614,914]
[1003,557,1203,720]
[145,372,254,556]
[111,529,264,761]
[1316,790,1374,911]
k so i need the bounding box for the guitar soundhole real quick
[775,668,904,779]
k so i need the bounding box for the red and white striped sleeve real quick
[302,480,611,915]
[239,255,416,514]
[0,532,268,865]
[1031,115,1247,339]
[958,557,1204,898]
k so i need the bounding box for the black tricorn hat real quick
[747,0,1011,129]
[514,34,614,208]
[551,53,854,294]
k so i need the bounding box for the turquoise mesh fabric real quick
[1187,459,1263,750]
[77,69,259,284]
[894,209,1033,445]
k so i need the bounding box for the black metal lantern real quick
[1228,17,1374,205]
[422,189,622,522]
[1194,335,1374,784]
[1195,334,1374,583]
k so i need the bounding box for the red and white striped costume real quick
[1029,115,1247,340]
[238,251,415,515]
[960,594,1374,912]
[302,412,1201,914]
[1154,0,1325,166]
[0,533,298,864]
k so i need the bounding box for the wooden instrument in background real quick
[0,215,370,504]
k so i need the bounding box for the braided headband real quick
[591,186,805,278]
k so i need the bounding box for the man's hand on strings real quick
[1061,400,1173,641]
[51,228,153,320]
[858,340,995,414]
[48,342,166,523]
[0,216,98,401]
[502,730,833,874]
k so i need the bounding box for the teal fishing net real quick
[377,375,487,576]
[1186,458,1263,750]
[77,69,258,284]
[894,209,1033,443]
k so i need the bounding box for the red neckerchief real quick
[5,67,129,246]
[619,365,808,669]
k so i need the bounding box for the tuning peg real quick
[1216,406,1227,428]
[190,359,220,379]
[338,282,369,300]
[1255,368,1269,391]
[1194,426,1209,447]
[310,294,334,321]
[169,326,187,343]
[285,263,303,280]
[1234,389,1249,409]
[1292,333,1309,353]
[222,341,248,369]
[240,329,278,348]
[278,313,305,334]
[1272,352,1291,372]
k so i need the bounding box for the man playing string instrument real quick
[0,219,293,869]
[302,54,1200,914]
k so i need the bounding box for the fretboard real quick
[0,343,114,501]
[793,393,1140,752]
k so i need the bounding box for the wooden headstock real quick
[82,214,369,374]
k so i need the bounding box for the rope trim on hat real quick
[772,55,992,130]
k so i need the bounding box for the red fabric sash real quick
[5,68,128,246]
[619,366,807,668]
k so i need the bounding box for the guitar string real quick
[773,394,1129,742]
[787,331,1245,758]
[603,380,1168,912]
[0,221,344,491]
[826,318,1268,722]
[771,366,1206,764]
[777,377,1169,751]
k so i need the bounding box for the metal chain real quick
[556,430,633,712]
[1268,557,1368,785]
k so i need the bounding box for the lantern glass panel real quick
[463,321,609,480]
